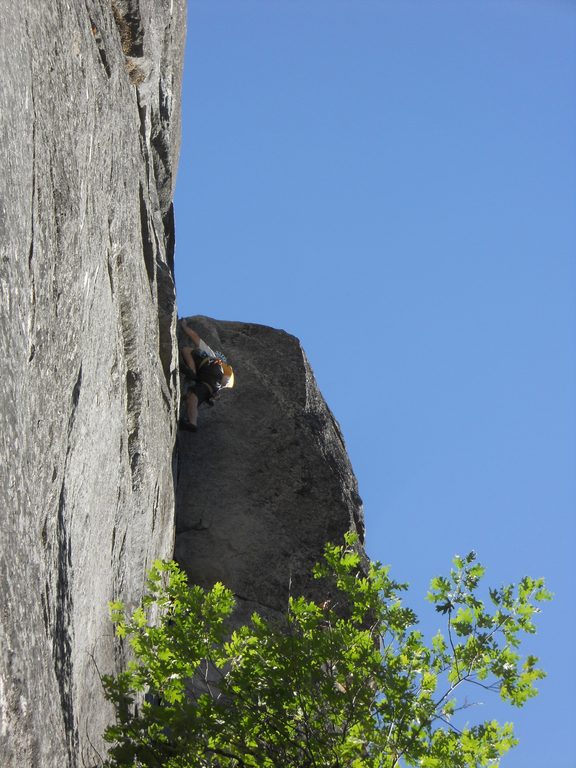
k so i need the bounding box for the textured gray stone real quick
[175,316,365,625]
[0,2,185,765]
[0,4,369,764]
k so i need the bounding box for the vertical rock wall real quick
[175,317,365,626]
[0,5,368,764]
[0,2,185,765]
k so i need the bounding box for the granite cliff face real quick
[0,2,185,765]
[0,5,366,766]
[175,316,365,626]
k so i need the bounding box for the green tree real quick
[102,535,550,767]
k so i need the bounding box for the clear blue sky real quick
[174,2,576,765]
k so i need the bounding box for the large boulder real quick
[175,316,365,624]
[0,2,185,765]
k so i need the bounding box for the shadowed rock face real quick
[0,2,185,765]
[175,316,365,625]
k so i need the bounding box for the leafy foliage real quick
[102,537,550,767]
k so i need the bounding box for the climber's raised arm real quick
[181,318,201,348]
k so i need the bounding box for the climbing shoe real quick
[179,418,197,432]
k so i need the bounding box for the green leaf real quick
[101,552,549,768]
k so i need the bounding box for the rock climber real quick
[178,318,234,432]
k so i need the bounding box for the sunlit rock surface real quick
[175,316,365,625]
[0,2,185,765]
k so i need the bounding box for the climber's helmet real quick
[221,363,234,389]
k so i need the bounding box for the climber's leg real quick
[186,390,198,428]
[181,346,196,372]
